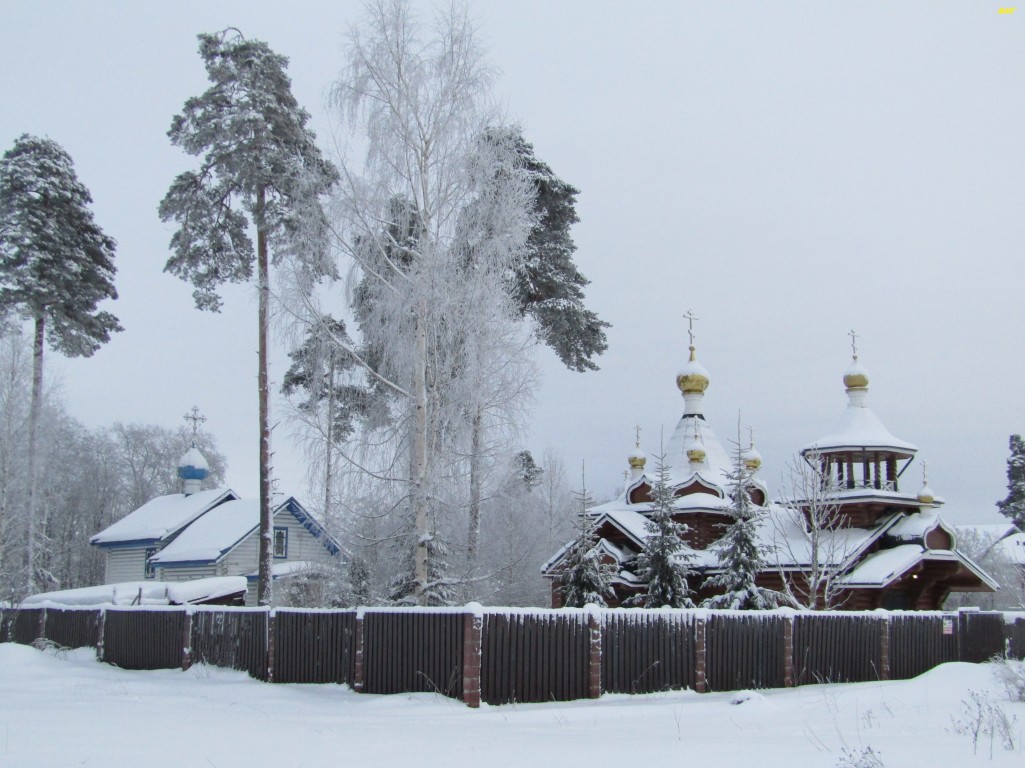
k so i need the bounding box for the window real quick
[144,548,157,579]
[273,527,288,558]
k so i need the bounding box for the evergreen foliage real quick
[159,30,338,311]
[631,453,695,608]
[702,444,780,610]
[160,29,337,605]
[559,483,616,607]
[494,127,610,372]
[0,134,121,356]
[998,434,1025,528]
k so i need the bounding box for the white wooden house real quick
[90,445,342,606]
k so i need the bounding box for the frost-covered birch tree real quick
[771,454,854,609]
[308,0,536,605]
[0,135,120,595]
[160,30,338,605]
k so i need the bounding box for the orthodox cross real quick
[634,425,642,447]
[849,329,859,359]
[748,425,756,448]
[922,460,929,485]
[684,309,699,347]
[184,406,206,440]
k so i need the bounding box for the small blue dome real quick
[178,445,210,482]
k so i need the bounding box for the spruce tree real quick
[160,30,338,605]
[559,480,616,607]
[702,443,779,610]
[632,453,695,608]
[998,434,1025,528]
[0,134,120,595]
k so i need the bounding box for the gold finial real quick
[184,406,207,441]
[686,420,707,464]
[917,460,935,505]
[742,425,763,471]
[676,309,710,394]
[628,428,647,469]
[843,331,869,390]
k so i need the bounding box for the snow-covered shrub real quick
[949,689,1016,756]
[834,746,884,768]
[992,656,1025,702]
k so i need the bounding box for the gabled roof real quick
[804,404,917,456]
[150,496,341,566]
[90,487,238,546]
[836,544,1000,590]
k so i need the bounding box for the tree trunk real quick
[467,406,482,566]
[257,187,273,607]
[412,309,430,605]
[25,311,44,597]
[324,354,335,523]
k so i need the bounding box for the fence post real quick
[878,614,890,681]
[462,606,483,708]
[181,609,193,671]
[95,608,106,662]
[783,613,794,687]
[352,608,365,692]
[266,609,275,683]
[587,606,602,699]
[694,614,707,693]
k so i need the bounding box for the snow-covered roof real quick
[836,544,926,587]
[757,510,885,569]
[664,415,733,491]
[22,577,247,607]
[804,399,917,456]
[150,499,260,564]
[992,532,1025,566]
[888,511,942,541]
[90,487,237,546]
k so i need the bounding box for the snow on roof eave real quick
[89,488,239,546]
[837,546,999,591]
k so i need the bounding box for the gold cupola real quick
[917,462,935,505]
[742,427,763,472]
[677,345,711,395]
[843,329,870,391]
[685,421,707,464]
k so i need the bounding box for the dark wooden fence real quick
[3,605,1021,707]
[482,611,590,703]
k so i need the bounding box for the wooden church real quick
[542,329,997,610]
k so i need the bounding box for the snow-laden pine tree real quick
[631,453,696,608]
[0,135,120,595]
[160,30,338,605]
[703,442,780,610]
[998,435,1025,529]
[558,479,616,607]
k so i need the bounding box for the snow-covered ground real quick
[1,643,1023,767]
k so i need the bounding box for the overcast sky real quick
[1,1,1022,525]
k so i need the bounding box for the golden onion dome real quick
[917,483,935,505]
[677,346,710,395]
[628,446,647,470]
[843,358,870,390]
[742,445,763,472]
[685,423,706,464]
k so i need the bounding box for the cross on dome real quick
[849,329,860,360]
[634,424,642,447]
[184,406,207,441]
[684,309,699,348]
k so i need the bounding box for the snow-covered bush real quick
[834,746,884,768]
[992,656,1025,702]
[949,689,1016,756]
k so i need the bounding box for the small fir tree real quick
[559,476,616,607]
[632,453,695,608]
[702,442,779,610]
[998,434,1025,528]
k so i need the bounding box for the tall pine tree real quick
[702,441,779,610]
[998,434,1025,528]
[160,30,338,605]
[631,453,695,608]
[0,134,120,595]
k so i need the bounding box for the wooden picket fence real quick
[0,604,1018,707]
